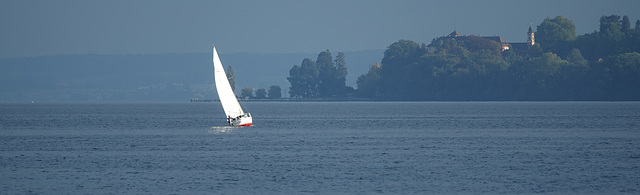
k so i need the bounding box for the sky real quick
[1,0,639,58]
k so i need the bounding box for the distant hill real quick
[0,50,382,102]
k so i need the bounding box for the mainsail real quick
[213,47,244,118]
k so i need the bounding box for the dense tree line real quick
[356,15,640,100]
[238,85,282,99]
[287,50,350,98]
[226,65,282,99]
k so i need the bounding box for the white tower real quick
[527,24,535,47]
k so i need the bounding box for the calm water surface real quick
[1,102,639,194]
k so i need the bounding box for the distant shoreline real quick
[194,97,376,102]
[191,98,640,102]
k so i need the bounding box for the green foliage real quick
[599,52,640,99]
[267,85,282,99]
[461,36,503,56]
[536,16,576,44]
[575,15,640,61]
[527,43,544,58]
[565,48,589,70]
[356,63,381,97]
[622,16,631,32]
[474,49,509,74]
[352,15,640,100]
[600,15,623,40]
[255,88,267,99]
[287,50,349,98]
[508,52,570,99]
[381,40,422,70]
[240,86,253,98]
[379,40,424,99]
[287,58,318,98]
[316,50,335,97]
[333,52,348,96]
[535,16,576,55]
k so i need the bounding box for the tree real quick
[255,88,267,99]
[560,48,590,99]
[226,65,235,93]
[381,40,422,69]
[380,40,423,98]
[531,52,569,77]
[356,63,381,97]
[536,16,576,48]
[474,49,509,74]
[287,65,301,97]
[461,36,503,56]
[287,58,319,98]
[575,15,637,61]
[352,15,640,100]
[599,15,623,41]
[528,44,544,58]
[333,52,348,97]
[240,86,253,98]
[508,52,570,99]
[565,48,589,69]
[316,50,335,97]
[288,50,349,98]
[600,52,640,100]
[622,15,631,33]
[267,85,282,99]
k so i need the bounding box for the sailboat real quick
[212,46,253,127]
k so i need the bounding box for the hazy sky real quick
[1,0,639,58]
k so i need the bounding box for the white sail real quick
[213,47,244,118]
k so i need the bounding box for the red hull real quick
[237,123,252,127]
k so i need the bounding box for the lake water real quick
[1,102,639,194]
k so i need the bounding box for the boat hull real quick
[237,122,252,127]
[229,114,252,127]
[213,46,253,127]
